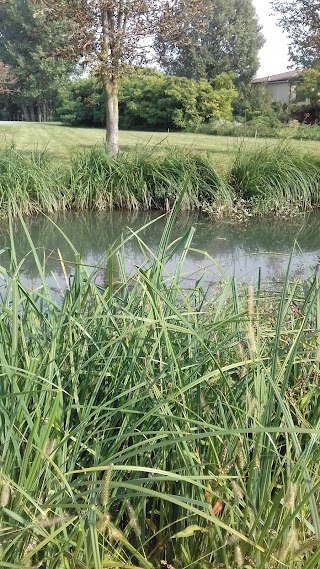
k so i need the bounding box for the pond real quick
[1,210,320,293]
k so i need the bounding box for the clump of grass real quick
[67,147,233,213]
[0,201,320,568]
[3,141,320,218]
[0,143,65,215]
[230,143,320,215]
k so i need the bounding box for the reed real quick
[0,200,319,568]
[230,143,320,215]
[2,142,320,218]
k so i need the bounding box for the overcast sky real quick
[253,0,292,77]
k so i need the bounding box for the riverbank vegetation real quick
[1,205,320,568]
[1,141,320,217]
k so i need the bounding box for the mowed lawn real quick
[1,121,320,168]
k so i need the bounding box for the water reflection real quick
[1,210,320,291]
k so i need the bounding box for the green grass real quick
[0,200,320,568]
[2,140,320,217]
[0,145,233,215]
[2,122,320,166]
[231,144,320,215]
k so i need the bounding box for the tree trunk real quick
[30,104,35,122]
[37,103,42,122]
[103,77,119,156]
[21,104,30,122]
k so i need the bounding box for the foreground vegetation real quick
[0,202,320,568]
[1,140,320,217]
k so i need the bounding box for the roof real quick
[252,70,303,84]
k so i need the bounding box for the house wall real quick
[264,82,296,104]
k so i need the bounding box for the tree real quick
[271,0,320,67]
[296,68,320,103]
[158,0,264,87]
[34,0,208,155]
[0,61,15,93]
[0,0,72,121]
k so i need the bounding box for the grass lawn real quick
[1,121,320,168]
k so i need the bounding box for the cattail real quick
[248,285,255,318]
[101,465,113,506]
[235,544,244,567]
[126,500,141,538]
[283,482,297,510]
[0,482,10,507]
[231,480,244,500]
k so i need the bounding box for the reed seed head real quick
[43,438,56,458]
[247,323,257,353]
[235,544,244,567]
[237,445,245,470]
[231,480,244,500]
[248,284,254,318]
[284,482,297,510]
[0,482,10,507]
[126,500,141,538]
[96,514,110,533]
[101,465,113,506]
[280,529,299,561]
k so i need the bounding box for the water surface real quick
[1,210,320,293]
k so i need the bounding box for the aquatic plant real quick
[1,141,320,219]
[230,143,320,214]
[67,147,233,212]
[0,200,319,568]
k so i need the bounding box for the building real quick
[252,70,303,104]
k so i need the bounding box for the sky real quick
[253,0,292,77]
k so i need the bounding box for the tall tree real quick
[34,0,208,155]
[271,0,320,68]
[157,0,264,86]
[0,62,15,94]
[0,0,72,121]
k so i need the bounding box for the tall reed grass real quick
[0,198,319,568]
[230,144,320,215]
[1,142,320,217]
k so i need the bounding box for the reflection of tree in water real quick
[0,210,319,284]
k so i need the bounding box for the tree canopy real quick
[158,0,264,86]
[272,0,320,67]
[0,0,72,121]
[33,0,208,154]
[0,61,15,94]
